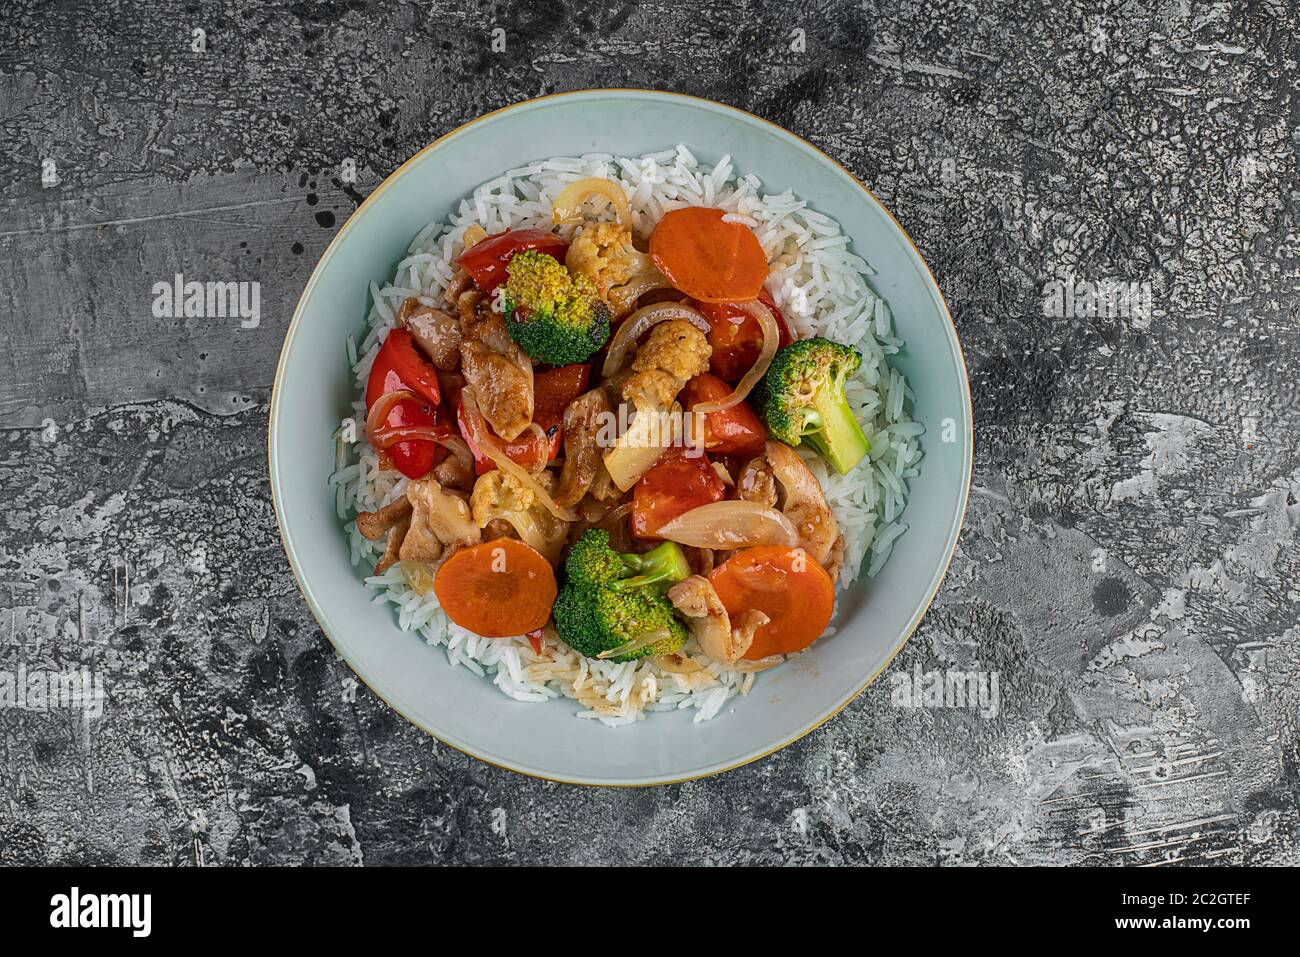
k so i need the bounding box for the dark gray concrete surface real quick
[0,0,1296,866]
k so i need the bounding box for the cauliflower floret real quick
[623,369,681,412]
[621,320,712,410]
[565,222,664,317]
[566,222,636,295]
[469,470,568,565]
[470,470,535,526]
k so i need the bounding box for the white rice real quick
[330,147,923,725]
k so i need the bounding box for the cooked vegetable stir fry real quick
[356,177,883,673]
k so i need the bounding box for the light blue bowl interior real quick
[269,91,971,786]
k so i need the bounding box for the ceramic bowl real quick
[269,90,971,786]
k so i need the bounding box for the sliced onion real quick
[596,627,673,660]
[435,434,473,469]
[692,300,779,413]
[552,177,632,230]
[460,387,578,522]
[399,560,437,595]
[497,513,556,565]
[366,389,443,450]
[607,272,672,315]
[734,655,785,673]
[651,653,705,675]
[602,302,710,378]
[655,500,799,550]
[603,407,680,491]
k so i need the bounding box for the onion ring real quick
[692,300,779,413]
[551,177,632,231]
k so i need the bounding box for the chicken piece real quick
[587,462,621,502]
[554,388,613,507]
[460,340,533,441]
[443,266,473,307]
[457,290,534,441]
[667,575,765,665]
[356,495,413,541]
[731,609,771,656]
[684,546,716,577]
[764,440,839,566]
[457,290,515,353]
[374,515,410,575]
[399,477,481,564]
[432,449,474,492]
[397,298,462,371]
[735,455,778,509]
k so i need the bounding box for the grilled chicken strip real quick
[554,388,613,508]
[666,575,769,665]
[764,440,839,566]
[400,477,481,564]
[735,455,778,509]
[456,290,534,440]
[397,298,462,371]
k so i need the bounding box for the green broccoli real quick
[552,529,690,662]
[502,250,611,364]
[755,337,871,474]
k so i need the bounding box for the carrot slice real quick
[648,206,768,303]
[708,546,835,659]
[432,540,557,638]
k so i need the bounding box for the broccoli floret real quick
[553,530,690,661]
[502,250,611,364]
[755,337,871,474]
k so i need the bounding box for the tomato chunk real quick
[631,446,727,540]
[533,363,590,426]
[458,228,568,293]
[682,373,767,457]
[694,293,793,383]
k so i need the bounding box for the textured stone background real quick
[1,0,1296,866]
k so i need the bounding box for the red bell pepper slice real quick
[365,329,447,480]
[368,328,441,407]
[457,228,569,293]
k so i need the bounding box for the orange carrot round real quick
[648,206,768,303]
[433,540,557,638]
[708,546,835,659]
